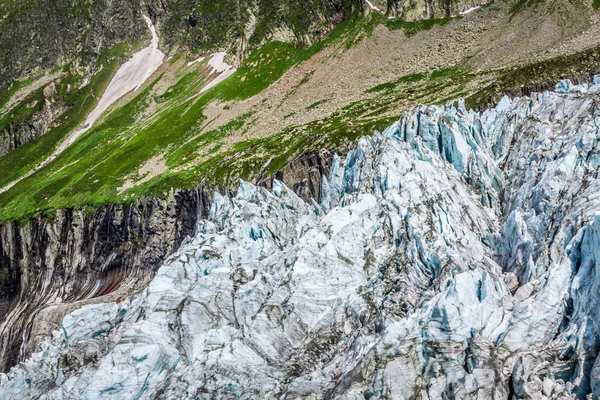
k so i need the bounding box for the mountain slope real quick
[1,0,599,227]
[3,80,600,398]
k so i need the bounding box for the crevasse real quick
[3,79,600,399]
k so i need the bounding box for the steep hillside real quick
[0,0,487,158]
[0,0,598,226]
[0,0,362,158]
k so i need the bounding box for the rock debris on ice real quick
[4,79,600,399]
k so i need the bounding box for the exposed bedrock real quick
[0,95,69,157]
[260,150,333,204]
[0,189,208,372]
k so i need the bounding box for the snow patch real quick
[187,56,205,67]
[0,15,165,194]
[199,52,237,93]
[460,5,481,15]
[91,15,164,116]
[365,0,383,13]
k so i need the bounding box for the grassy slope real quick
[0,42,141,188]
[2,8,600,224]
[0,17,372,223]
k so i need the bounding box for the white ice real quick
[5,80,600,399]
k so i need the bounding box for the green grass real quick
[166,112,254,167]
[385,16,457,37]
[0,77,37,110]
[0,12,382,224]
[0,41,481,225]
[0,43,137,190]
[365,72,428,94]
[594,0,600,10]
[306,99,329,110]
[465,45,600,108]
[213,41,321,101]
[211,14,378,102]
[509,0,545,16]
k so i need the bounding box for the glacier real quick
[3,79,600,399]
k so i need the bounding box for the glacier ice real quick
[4,79,600,398]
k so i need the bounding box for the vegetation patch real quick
[465,46,600,108]
[385,16,457,37]
[509,0,545,16]
[365,72,428,94]
[0,42,138,189]
[0,77,36,111]
[306,99,329,110]
[4,11,600,226]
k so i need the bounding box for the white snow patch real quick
[0,15,165,194]
[460,6,481,15]
[57,15,165,155]
[199,52,237,93]
[187,56,205,67]
[365,0,383,13]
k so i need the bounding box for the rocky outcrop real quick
[0,81,69,156]
[260,150,333,203]
[385,0,486,20]
[0,0,482,89]
[0,189,210,373]
[0,0,360,87]
[0,0,148,88]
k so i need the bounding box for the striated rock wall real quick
[260,150,333,203]
[0,81,70,157]
[0,189,208,372]
[0,0,149,88]
[385,0,486,20]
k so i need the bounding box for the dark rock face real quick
[0,0,363,88]
[0,189,210,372]
[158,0,363,51]
[385,0,484,19]
[0,84,69,157]
[0,0,148,88]
[260,150,333,203]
